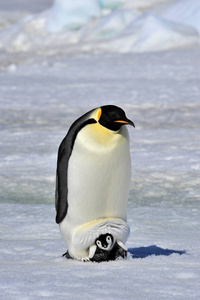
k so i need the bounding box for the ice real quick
[0,1,200,299]
[0,0,199,55]
[124,0,170,11]
[46,0,101,32]
[83,9,138,41]
[92,13,199,53]
[97,0,126,10]
[159,0,200,34]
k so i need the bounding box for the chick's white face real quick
[95,234,114,251]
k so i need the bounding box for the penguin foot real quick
[82,257,90,262]
[62,251,73,259]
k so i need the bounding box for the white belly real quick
[60,123,131,258]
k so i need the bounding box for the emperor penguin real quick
[55,105,134,261]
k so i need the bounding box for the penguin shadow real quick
[128,245,186,259]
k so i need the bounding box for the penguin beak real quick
[115,119,135,127]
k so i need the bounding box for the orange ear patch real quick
[97,108,102,121]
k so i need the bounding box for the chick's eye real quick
[106,236,111,243]
[96,240,101,247]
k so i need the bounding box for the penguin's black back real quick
[55,109,96,224]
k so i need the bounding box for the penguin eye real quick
[96,240,101,247]
[106,236,111,243]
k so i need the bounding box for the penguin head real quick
[98,105,135,131]
[95,233,114,251]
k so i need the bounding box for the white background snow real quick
[0,0,200,299]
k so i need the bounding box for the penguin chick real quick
[89,234,114,262]
[55,105,134,261]
[96,233,114,251]
[89,234,128,262]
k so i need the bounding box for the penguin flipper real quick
[117,241,127,251]
[55,109,97,224]
[89,244,97,259]
[55,136,69,224]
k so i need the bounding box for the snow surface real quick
[1,49,200,300]
[0,1,200,299]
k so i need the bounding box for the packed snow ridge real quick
[0,0,200,54]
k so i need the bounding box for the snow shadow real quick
[128,245,186,259]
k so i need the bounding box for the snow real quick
[46,0,101,32]
[1,49,200,299]
[0,0,200,54]
[92,12,199,53]
[0,0,200,299]
[159,0,200,34]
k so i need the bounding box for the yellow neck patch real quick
[90,107,102,122]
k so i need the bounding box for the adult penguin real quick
[55,105,134,261]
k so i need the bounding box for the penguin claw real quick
[82,257,90,262]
